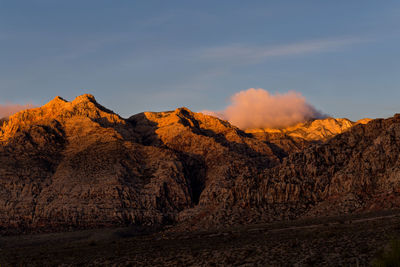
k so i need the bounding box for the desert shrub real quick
[372,239,400,267]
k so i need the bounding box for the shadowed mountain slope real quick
[223,114,400,225]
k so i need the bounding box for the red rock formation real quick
[0,94,398,232]
[0,95,191,230]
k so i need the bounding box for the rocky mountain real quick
[0,94,399,232]
[0,95,190,229]
[209,115,400,226]
[0,95,281,231]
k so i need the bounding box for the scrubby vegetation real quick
[372,239,400,267]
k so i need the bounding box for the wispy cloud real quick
[150,37,368,94]
[0,104,35,118]
[200,37,368,64]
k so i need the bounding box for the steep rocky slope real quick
[194,114,400,228]
[129,108,281,206]
[0,95,193,229]
[1,94,399,232]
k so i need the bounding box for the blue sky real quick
[0,0,400,120]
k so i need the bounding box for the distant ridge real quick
[246,117,372,141]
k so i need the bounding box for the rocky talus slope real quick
[0,94,399,232]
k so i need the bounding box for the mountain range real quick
[0,94,399,232]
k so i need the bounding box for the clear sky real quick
[1,0,399,120]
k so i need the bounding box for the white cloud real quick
[202,88,324,129]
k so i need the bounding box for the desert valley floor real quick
[2,210,400,266]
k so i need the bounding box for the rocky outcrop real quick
[186,114,400,228]
[0,95,281,231]
[0,94,399,232]
[129,108,281,206]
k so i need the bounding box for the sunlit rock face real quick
[0,94,135,142]
[0,94,399,232]
[0,95,280,231]
[0,95,192,229]
[247,117,372,141]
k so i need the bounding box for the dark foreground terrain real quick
[2,210,400,266]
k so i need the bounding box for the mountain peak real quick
[72,94,96,104]
[44,94,98,108]
[53,96,67,102]
[0,94,127,142]
[43,94,99,109]
[356,118,372,124]
[174,107,193,115]
[43,96,67,108]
